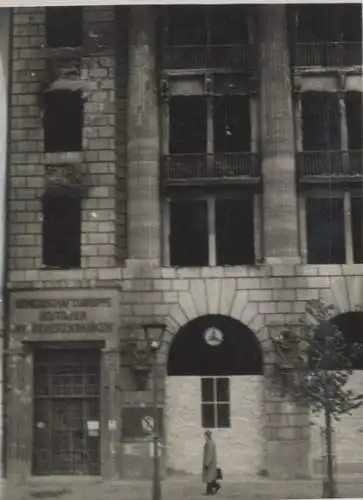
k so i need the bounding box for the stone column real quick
[100,347,121,478]
[258,5,300,264]
[127,7,160,266]
[6,347,33,482]
[0,9,10,480]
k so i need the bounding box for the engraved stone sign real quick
[9,289,118,339]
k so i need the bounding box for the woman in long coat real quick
[202,430,221,495]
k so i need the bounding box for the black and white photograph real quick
[0,1,363,499]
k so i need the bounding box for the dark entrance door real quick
[33,349,101,475]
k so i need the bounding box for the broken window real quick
[215,197,254,265]
[169,200,208,267]
[302,92,341,151]
[351,197,363,264]
[43,91,84,153]
[346,92,363,150]
[169,96,207,154]
[214,96,251,153]
[42,196,81,268]
[306,197,345,264]
[46,7,83,48]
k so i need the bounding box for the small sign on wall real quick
[87,420,99,437]
[124,443,143,456]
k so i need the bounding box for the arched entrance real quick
[310,312,363,475]
[165,314,264,476]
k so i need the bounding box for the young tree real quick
[273,299,363,498]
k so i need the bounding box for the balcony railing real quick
[294,42,362,68]
[297,151,363,181]
[162,44,255,72]
[162,152,260,185]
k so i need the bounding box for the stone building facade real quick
[3,3,363,482]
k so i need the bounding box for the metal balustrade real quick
[162,44,255,72]
[161,152,260,184]
[297,151,363,181]
[294,42,362,68]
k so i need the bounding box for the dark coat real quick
[202,438,217,483]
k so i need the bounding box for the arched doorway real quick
[310,312,363,475]
[165,314,264,476]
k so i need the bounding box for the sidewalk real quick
[2,475,363,500]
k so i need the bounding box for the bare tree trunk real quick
[323,406,336,498]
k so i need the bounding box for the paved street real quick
[2,475,363,500]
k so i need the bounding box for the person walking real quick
[202,430,221,495]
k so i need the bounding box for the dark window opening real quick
[214,96,251,153]
[169,200,208,267]
[43,91,84,153]
[210,6,248,45]
[351,197,363,264]
[346,92,363,151]
[215,197,254,266]
[341,5,362,42]
[166,7,207,46]
[169,97,207,155]
[297,4,361,42]
[46,7,83,48]
[302,92,341,151]
[306,197,345,264]
[42,196,81,268]
[201,377,230,429]
[332,312,363,370]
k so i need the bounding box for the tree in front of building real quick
[273,299,363,499]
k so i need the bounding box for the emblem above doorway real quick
[204,326,224,347]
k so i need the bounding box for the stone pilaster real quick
[126,6,160,266]
[100,347,121,478]
[264,326,310,479]
[5,347,33,482]
[0,9,10,479]
[258,5,300,264]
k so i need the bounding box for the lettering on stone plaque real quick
[10,291,117,336]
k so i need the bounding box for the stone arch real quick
[167,314,263,376]
[162,279,267,353]
[320,274,363,313]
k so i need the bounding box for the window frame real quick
[201,376,231,429]
[162,192,261,267]
[300,188,363,265]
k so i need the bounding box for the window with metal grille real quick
[42,196,81,269]
[306,197,345,264]
[43,91,84,153]
[46,7,83,48]
[302,92,341,151]
[201,377,230,429]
